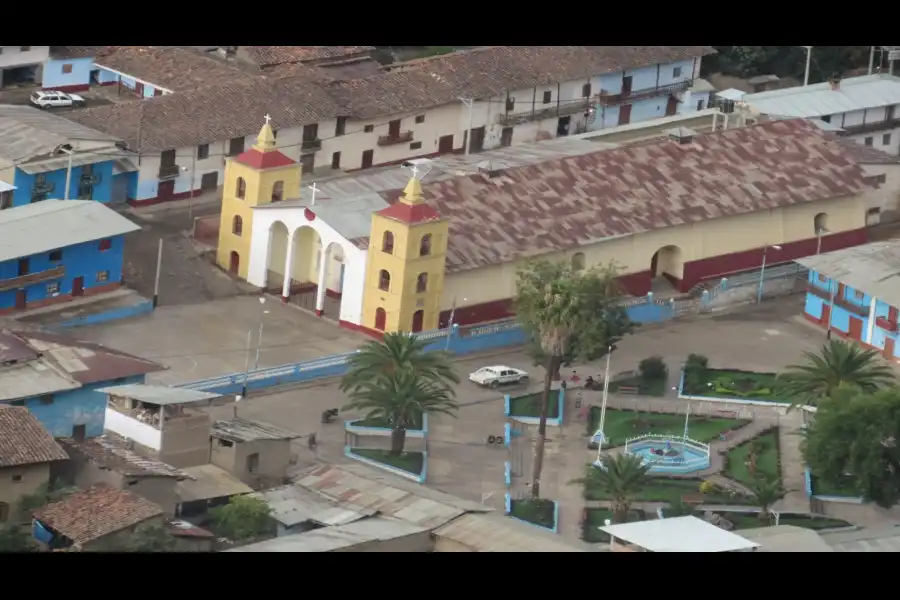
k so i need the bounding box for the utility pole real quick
[62,148,74,200]
[152,238,163,308]
[801,46,813,86]
[459,98,474,155]
[757,244,782,305]
[869,45,876,75]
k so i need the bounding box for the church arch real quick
[419,233,432,257]
[379,269,391,292]
[814,212,828,235]
[272,181,284,203]
[232,215,243,236]
[650,245,684,281]
[382,231,395,254]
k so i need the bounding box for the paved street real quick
[196,299,898,542]
[70,296,368,385]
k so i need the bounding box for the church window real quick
[236,177,247,199]
[572,252,585,272]
[272,181,284,203]
[379,269,391,292]
[232,215,243,236]
[416,273,428,293]
[419,234,432,257]
[382,231,395,254]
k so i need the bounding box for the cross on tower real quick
[264,114,272,125]
[308,183,319,207]
[410,165,419,179]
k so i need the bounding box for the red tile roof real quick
[0,406,68,468]
[34,484,163,545]
[238,46,375,68]
[376,202,442,224]
[95,46,249,92]
[405,119,875,273]
[234,148,296,170]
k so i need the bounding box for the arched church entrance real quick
[312,241,347,320]
[265,222,321,309]
[650,245,684,293]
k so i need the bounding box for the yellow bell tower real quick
[361,171,449,334]
[216,115,301,280]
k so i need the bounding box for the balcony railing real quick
[839,117,900,136]
[498,99,592,127]
[0,265,65,292]
[805,282,831,301]
[301,138,322,152]
[876,316,899,332]
[377,131,414,147]
[81,173,101,185]
[833,295,868,317]
[596,79,691,107]
[158,164,181,180]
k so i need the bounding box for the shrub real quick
[683,354,709,393]
[639,357,668,381]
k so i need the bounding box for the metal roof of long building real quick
[795,242,900,308]
[433,513,595,552]
[96,383,220,405]
[0,200,140,263]
[211,418,301,443]
[0,104,121,164]
[743,74,900,118]
[227,516,429,552]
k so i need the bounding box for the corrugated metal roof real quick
[96,384,220,405]
[0,360,80,401]
[599,516,759,552]
[433,513,593,552]
[744,74,900,118]
[175,464,253,502]
[58,434,190,478]
[821,526,900,552]
[795,242,900,309]
[294,464,488,529]
[18,151,117,175]
[716,88,746,101]
[0,104,121,164]
[227,516,429,552]
[0,180,15,193]
[0,200,140,263]
[253,483,373,527]
[211,418,301,443]
[738,525,833,552]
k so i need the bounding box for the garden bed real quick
[508,498,557,530]
[608,376,667,397]
[683,369,792,403]
[724,429,782,488]
[508,392,561,420]
[587,407,749,448]
[351,449,425,475]
[581,508,648,544]
[810,472,860,498]
[583,476,753,505]
[713,511,852,531]
[350,413,424,431]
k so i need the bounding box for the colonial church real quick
[217,117,876,336]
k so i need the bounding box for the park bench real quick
[617,385,640,395]
[715,409,740,419]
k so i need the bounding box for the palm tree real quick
[572,453,652,523]
[779,340,897,408]
[341,332,459,455]
[749,476,786,523]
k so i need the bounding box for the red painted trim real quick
[0,282,122,315]
[282,295,289,303]
[44,84,90,93]
[128,188,203,208]
[315,309,324,317]
[339,319,384,340]
[99,80,117,87]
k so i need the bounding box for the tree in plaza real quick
[516,260,634,499]
[802,389,900,508]
[572,454,651,524]
[748,476,786,524]
[779,340,897,408]
[0,524,36,553]
[210,495,274,542]
[341,332,459,456]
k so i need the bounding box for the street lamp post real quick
[595,345,614,463]
[801,46,813,86]
[757,244,782,305]
[241,297,270,397]
[816,227,830,255]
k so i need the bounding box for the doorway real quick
[331,151,341,170]
[300,153,315,174]
[665,96,678,117]
[374,307,387,331]
[467,127,486,153]
[438,135,454,154]
[411,310,425,333]
[618,104,632,126]
[557,116,571,136]
[72,276,84,297]
[848,317,863,341]
[885,337,896,359]
[500,127,513,147]
[158,180,175,201]
[361,149,374,169]
[200,172,218,191]
[821,303,831,328]
[15,290,27,310]
[621,75,633,97]
[229,251,240,275]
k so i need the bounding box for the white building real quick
[743,74,900,157]
[0,46,50,88]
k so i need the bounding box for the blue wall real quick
[42,57,94,89]
[96,68,166,97]
[9,375,145,438]
[590,59,695,129]
[0,235,126,310]
[12,160,116,206]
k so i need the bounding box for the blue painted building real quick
[41,47,110,92]
[0,199,139,313]
[798,242,900,362]
[589,56,711,130]
[0,330,165,438]
[0,104,135,206]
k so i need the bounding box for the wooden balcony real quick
[833,295,868,317]
[805,282,831,301]
[876,316,899,332]
[596,80,691,107]
[839,117,900,136]
[498,99,592,127]
[158,164,181,180]
[301,138,322,152]
[0,265,65,292]
[377,131,413,147]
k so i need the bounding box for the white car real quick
[30,91,86,109]
[469,366,529,388]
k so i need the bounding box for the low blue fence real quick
[55,300,154,329]
[344,414,429,439]
[504,388,565,426]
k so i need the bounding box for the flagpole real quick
[595,345,612,463]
